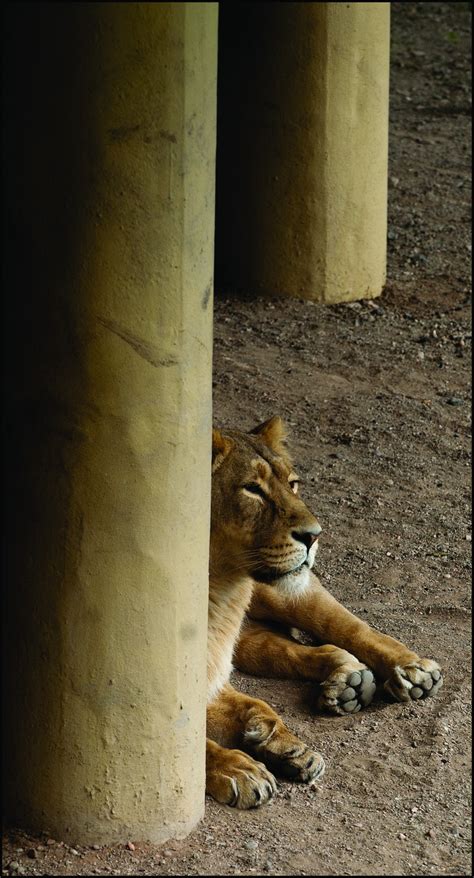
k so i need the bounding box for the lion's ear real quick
[249,416,289,456]
[212,429,233,473]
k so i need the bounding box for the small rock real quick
[70,848,80,856]
[243,839,259,852]
[410,251,427,264]
[446,396,463,406]
[46,839,56,846]
[126,841,136,851]
[398,832,407,840]
[26,849,37,859]
[389,176,400,187]
[425,828,436,839]
[92,844,101,850]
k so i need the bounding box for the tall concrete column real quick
[3,2,217,844]
[216,2,390,302]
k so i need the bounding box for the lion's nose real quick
[292,526,322,551]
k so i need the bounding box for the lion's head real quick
[210,416,321,595]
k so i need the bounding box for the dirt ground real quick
[2,2,471,876]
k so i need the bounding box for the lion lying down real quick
[206,417,443,808]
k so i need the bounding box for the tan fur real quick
[206,417,443,809]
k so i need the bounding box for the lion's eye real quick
[242,483,267,500]
[289,480,299,494]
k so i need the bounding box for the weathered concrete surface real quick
[3,2,217,844]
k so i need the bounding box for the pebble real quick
[126,841,136,851]
[243,840,259,852]
[446,396,463,405]
[26,850,37,859]
[398,832,407,840]
[411,252,427,264]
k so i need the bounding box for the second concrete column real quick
[216,2,390,303]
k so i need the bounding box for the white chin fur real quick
[273,565,311,597]
[308,541,318,567]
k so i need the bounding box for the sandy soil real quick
[2,2,471,876]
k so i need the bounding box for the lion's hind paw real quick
[318,665,376,715]
[384,659,443,703]
[207,748,277,809]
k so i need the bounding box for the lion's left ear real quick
[249,415,289,457]
[212,428,234,473]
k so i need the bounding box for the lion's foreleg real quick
[235,618,363,681]
[248,576,417,675]
[235,618,376,714]
[248,574,442,704]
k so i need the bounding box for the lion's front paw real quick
[384,659,443,703]
[206,748,277,809]
[318,664,376,715]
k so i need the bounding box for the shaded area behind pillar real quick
[215,1,323,299]
[2,2,102,820]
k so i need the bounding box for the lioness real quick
[207,417,443,808]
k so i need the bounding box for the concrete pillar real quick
[216,2,390,302]
[3,2,217,844]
